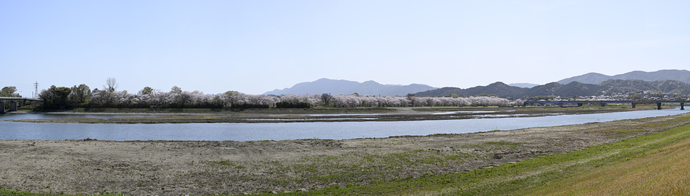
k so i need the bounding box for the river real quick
[0,109,687,141]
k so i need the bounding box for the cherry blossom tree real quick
[84,87,517,109]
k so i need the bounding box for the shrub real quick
[276,101,311,108]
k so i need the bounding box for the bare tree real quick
[101,77,118,104]
[105,77,118,92]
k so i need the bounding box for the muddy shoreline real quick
[1,112,688,195]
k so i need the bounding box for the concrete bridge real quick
[657,101,686,110]
[523,100,634,107]
[0,97,41,114]
[523,100,687,110]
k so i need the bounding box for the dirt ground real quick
[1,113,689,195]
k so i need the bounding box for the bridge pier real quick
[682,102,685,110]
[632,103,636,108]
[8,101,17,112]
[657,103,662,110]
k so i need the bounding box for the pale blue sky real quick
[2,0,689,96]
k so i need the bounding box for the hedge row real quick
[276,101,311,108]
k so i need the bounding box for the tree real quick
[675,93,684,101]
[138,86,154,96]
[38,88,54,108]
[69,84,92,104]
[320,93,332,106]
[1,86,19,97]
[629,93,642,101]
[54,87,71,107]
[105,77,118,92]
[171,86,182,95]
[97,78,119,104]
[224,91,238,106]
[169,86,190,106]
[38,85,71,109]
[212,95,224,106]
[2,86,19,109]
[406,93,415,106]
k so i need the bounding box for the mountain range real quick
[508,83,539,88]
[264,69,690,98]
[558,69,690,84]
[415,79,690,98]
[263,78,436,96]
[416,69,690,98]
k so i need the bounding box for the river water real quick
[0,109,687,141]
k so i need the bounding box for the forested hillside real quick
[414,80,690,98]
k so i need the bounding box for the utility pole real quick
[34,81,38,98]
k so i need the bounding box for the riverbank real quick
[36,106,398,115]
[16,104,662,115]
[1,112,688,195]
[5,105,663,124]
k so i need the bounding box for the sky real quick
[2,0,689,96]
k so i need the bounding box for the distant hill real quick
[462,82,528,99]
[263,78,436,96]
[414,82,526,99]
[415,81,601,98]
[414,80,690,98]
[529,82,604,97]
[265,69,690,98]
[558,69,690,84]
[599,79,690,95]
[509,83,539,88]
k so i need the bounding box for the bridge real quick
[523,100,687,110]
[0,97,41,114]
[657,101,686,110]
[523,100,634,107]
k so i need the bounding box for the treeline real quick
[34,79,523,111]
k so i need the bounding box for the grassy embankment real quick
[281,116,690,196]
[234,115,688,195]
[2,115,690,195]
[521,126,690,195]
